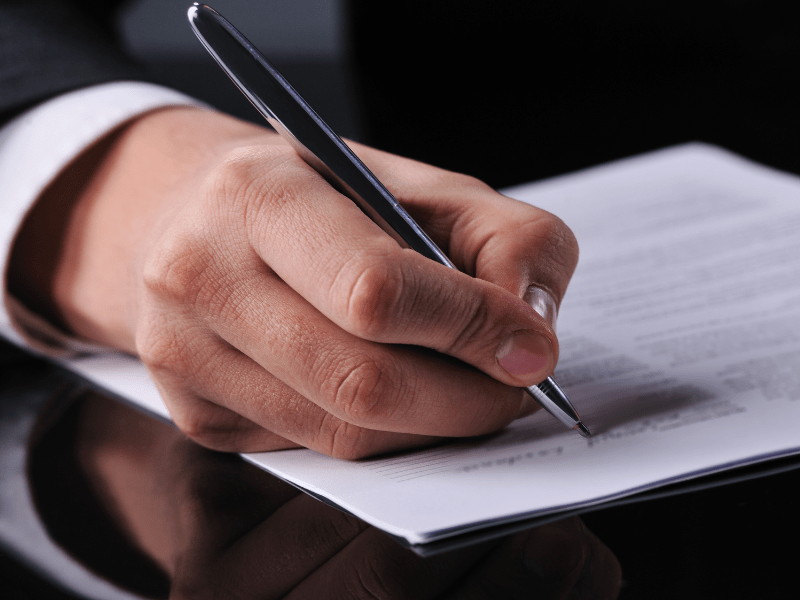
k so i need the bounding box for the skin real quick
[16,106,617,598]
[11,106,579,458]
[73,392,621,600]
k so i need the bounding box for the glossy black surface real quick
[2,336,800,598]
[349,1,800,189]
[3,341,623,599]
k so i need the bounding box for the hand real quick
[12,107,579,457]
[73,393,621,600]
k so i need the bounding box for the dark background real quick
[349,1,800,188]
[130,1,800,189]
[3,1,800,598]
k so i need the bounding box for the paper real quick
[63,143,800,546]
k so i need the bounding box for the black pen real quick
[187,3,590,437]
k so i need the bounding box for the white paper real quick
[62,143,800,545]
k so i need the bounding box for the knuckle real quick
[327,355,397,426]
[532,213,580,272]
[135,323,185,377]
[171,408,237,451]
[339,258,405,340]
[170,409,216,443]
[142,237,254,333]
[207,146,284,202]
[318,416,375,460]
[208,145,311,237]
[450,171,494,193]
[141,234,214,307]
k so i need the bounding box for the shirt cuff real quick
[0,81,208,357]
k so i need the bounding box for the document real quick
[62,143,800,550]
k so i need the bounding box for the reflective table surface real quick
[2,338,799,599]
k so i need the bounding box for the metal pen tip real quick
[576,422,591,438]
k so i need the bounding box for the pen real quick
[187,3,590,438]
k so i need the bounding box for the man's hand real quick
[13,107,579,457]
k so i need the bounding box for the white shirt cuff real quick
[0,81,207,357]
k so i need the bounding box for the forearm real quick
[38,105,271,352]
[0,83,204,355]
[0,0,208,354]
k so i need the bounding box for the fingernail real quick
[496,331,552,383]
[524,285,558,331]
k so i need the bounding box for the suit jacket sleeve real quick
[0,0,143,125]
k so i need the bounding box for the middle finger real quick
[195,259,529,438]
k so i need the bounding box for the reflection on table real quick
[1,341,618,599]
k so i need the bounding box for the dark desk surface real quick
[1,338,799,599]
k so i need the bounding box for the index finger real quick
[232,146,577,389]
[351,141,580,303]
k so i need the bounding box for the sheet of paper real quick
[63,143,800,545]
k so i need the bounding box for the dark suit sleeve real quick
[0,0,145,124]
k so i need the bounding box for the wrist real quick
[8,125,128,339]
[13,107,277,352]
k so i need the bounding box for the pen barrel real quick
[525,381,582,430]
[188,3,585,436]
[188,3,453,267]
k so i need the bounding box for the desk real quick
[1,337,799,599]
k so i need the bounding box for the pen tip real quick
[576,422,591,438]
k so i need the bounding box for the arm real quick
[0,83,204,353]
[0,0,200,351]
[2,3,579,457]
